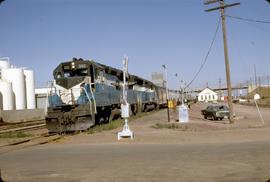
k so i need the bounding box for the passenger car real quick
[201,105,230,120]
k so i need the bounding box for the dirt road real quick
[0,103,270,182]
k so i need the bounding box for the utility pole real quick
[254,64,258,89]
[267,75,270,97]
[175,73,182,104]
[258,76,261,97]
[181,80,184,104]
[246,81,249,100]
[219,78,222,100]
[204,0,239,124]
[162,64,170,122]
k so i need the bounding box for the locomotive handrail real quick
[89,83,97,114]
[81,86,93,116]
[45,81,54,115]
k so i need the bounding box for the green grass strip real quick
[0,131,33,138]
[152,123,181,129]
[87,109,158,134]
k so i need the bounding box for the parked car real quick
[201,105,230,120]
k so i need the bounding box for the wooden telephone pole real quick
[204,0,240,124]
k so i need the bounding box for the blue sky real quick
[0,0,269,89]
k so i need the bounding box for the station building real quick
[197,87,218,103]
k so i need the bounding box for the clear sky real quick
[0,0,269,90]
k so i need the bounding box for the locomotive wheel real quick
[104,107,112,123]
[131,104,137,116]
[95,113,102,125]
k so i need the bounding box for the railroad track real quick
[0,120,57,155]
[0,123,46,134]
[0,120,46,134]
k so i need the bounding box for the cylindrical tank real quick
[0,80,14,110]
[24,70,36,109]
[0,60,10,70]
[2,68,26,110]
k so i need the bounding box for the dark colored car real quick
[201,105,230,120]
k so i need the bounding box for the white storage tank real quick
[0,60,10,70]
[0,80,14,110]
[0,60,10,79]
[24,69,36,109]
[2,68,26,110]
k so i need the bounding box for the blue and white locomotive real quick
[46,58,168,133]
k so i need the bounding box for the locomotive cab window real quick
[64,72,70,78]
[95,68,105,82]
[63,69,88,77]
[63,65,70,70]
[79,69,88,76]
[100,71,105,82]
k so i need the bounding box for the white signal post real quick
[117,57,134,140]
[254,93,265,125]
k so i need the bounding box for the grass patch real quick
[87,109,159,134]
[152,123,181,129]
[88,119,123,134]
[258,98,270,107]
[0,131,33,138]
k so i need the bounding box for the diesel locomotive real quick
[45,58,172,133]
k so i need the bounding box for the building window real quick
[201,96,203,100]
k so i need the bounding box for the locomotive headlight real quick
[71,62,75,69]
[57,73,61,78]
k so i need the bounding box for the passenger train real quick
[45,58,178,133]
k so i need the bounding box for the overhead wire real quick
[225,14,270,84]
[184,17,221,90]
[225,14,270,24]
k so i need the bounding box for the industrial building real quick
[151,72,164,87]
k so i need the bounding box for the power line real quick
[225,14,270,24]
[185,17,221,89]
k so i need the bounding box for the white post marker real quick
[117,57,134,140]
[254,93,265,125]
[178,104,189,123]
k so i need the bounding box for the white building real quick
[197,87,218,102]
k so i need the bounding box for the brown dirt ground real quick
[57,102,270,145]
